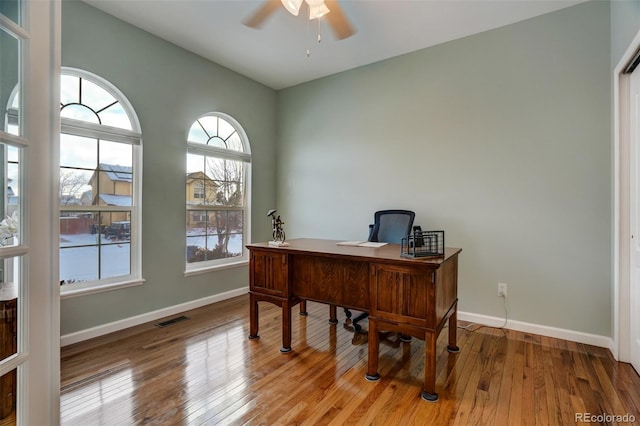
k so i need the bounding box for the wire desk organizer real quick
[401,230,445,258]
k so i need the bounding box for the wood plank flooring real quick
[60,295,640,425]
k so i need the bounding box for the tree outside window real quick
[186,113,250,269]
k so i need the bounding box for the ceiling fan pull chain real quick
[317,18,322,43]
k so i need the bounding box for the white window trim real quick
[58,67,143,297]
[184,259,249,277]
[60,277,146,300]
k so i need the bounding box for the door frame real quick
[614,28,640,364]
[24,0,61,423]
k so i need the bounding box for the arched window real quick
[186,113,251,270]
[58,68,143,294]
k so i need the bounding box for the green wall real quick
[277,1,612,336]
[60,1,277,335]
[611,0,640,67]
[60,0,619,339]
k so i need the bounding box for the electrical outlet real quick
[497,283,507,297]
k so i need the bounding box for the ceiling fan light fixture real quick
[281,0,303,16]
[308,1,330,19]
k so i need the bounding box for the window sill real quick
[184,259,249,277]
[60,278,146,300]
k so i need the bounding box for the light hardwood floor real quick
[60,295,640,425]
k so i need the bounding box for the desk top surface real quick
[247,238,461,266]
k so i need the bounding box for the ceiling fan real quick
[244,0,355,40]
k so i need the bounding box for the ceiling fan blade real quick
[324,0,355,40]
[244,0,282,28]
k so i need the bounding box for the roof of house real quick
[100,163,132,183]
[99,194,132,206]
[186,171,216,183]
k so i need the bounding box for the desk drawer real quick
[370,263,435,328]
[291,255,368,310]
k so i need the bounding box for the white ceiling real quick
[82,0,586,90]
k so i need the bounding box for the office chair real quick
[345,209,415,332]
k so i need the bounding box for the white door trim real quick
[614,28,640,363]
[22,0,61,424]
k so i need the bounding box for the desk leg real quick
[328,304,338,324]
[299,300,308,316]
[447,308,460,353]
[248,294,259,340]
[280,301,292,353]
[365,319,380,381]
[421,330,438,402]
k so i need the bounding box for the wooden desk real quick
[247,238,462,401]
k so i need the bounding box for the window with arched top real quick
[186,113,251,271]
[60,73,134,130]
[58,68,143,295]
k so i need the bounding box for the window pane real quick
[198,116,218,138]
[228,210,243,234]
[60,74,79,106]
[100,140,132,168]
[101,243,130,278]
[60,212,98,247]
[100,212,130,244]
[186,211,242,262]
[0,0,21,25]
[97,169,132,207]
[227,233,243,258]
[205,235,225,260]
[99,102,132,130]
[226,132,243,152]
[207,158,244,207]
[187,121,208,144]
[59,168,92,205]
[218,118,235,141]
[0,143,21,248]
[208,136,226,149]
[1,28,20,137]
[82,79,116,113]
[60,134,97,169]
[61,104,100,123]
[60,246,98,283]
[186,236,206,263]
[0,144,20,247]
[187,153,204,174]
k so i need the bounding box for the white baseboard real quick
[61,291,615,352]
[458,311,614,349]
[60,286,249,347]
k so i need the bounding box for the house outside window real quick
[58,68,143,295]
[186,113,251,271]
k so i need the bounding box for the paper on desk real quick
[357,242,388,248]
[336,241,365,246]
[336,241,388,248]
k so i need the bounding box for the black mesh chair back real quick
[369,210,416,243]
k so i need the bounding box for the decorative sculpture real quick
[267,209,288,246]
